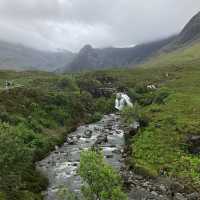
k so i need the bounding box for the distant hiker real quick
[115,93,133,111]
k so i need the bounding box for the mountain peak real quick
[80,44,93,54]
[178,11,200,44]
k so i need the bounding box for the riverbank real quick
[122,119,200,200]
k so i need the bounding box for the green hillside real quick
[141,42,200,69]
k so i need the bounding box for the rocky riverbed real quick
[37,114,200,200]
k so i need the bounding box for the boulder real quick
[95,134,108,145]
[187,135,200,154]
[186,192,199,200]
[83,129,93,138]
[129,121,140,135]
[66,137,77,145]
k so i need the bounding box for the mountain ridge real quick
[63,36,176,72]
[0,41,75,71]
[63,11,200,72]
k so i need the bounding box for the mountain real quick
[162,11,200,52]
[64,37,175,72]
[64,11,200,72]
[176,11,200,44]
[0,41,75,71]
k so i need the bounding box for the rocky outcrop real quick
[187,135,200,154]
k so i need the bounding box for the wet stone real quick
[186,192,200,200]
[175,193,187,200]
[83,129,93,138]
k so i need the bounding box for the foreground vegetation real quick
[58,150,127,200]
[0,71,114,200]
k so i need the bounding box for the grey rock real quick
[151,191,158,196]
[95,134,108,145]
[83,129,93,138]
[186,192,200,200]
[175,193,187,200]
[187,135,200,154]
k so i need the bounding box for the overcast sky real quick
[0,0,199,52]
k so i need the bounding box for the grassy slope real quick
[130,43,200,190]
[133,65,200,188]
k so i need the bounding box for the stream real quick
[37,114,125,200]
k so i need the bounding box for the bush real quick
[57,187,78,200]
[153,88,171,104]
[77,77,102,97]
[57,76,79,91]
[0,123,33,199]
[127,88,142,103]
[94,96,115,114]
[121,103,141,125]
[121,104,150,127]
[89,112,102,123]
[79,150,127,200]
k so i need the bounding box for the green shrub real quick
[127,88,142,103]
[121,103,141,124]
[57,76,79,91]
[77,77,102,97]
[89,112,102,123]
[79,150,127,200]
[94,96,115,114]
[0,123,33,199]
[153,87,171,104]
[57,187,78,200]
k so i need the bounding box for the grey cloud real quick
[0,0,199,52]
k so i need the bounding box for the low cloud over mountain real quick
[0,0,200,51]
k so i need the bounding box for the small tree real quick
[57,186,78,200]
[0,122,33,199]
[121,103,140,125]
[79,150,127,200]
